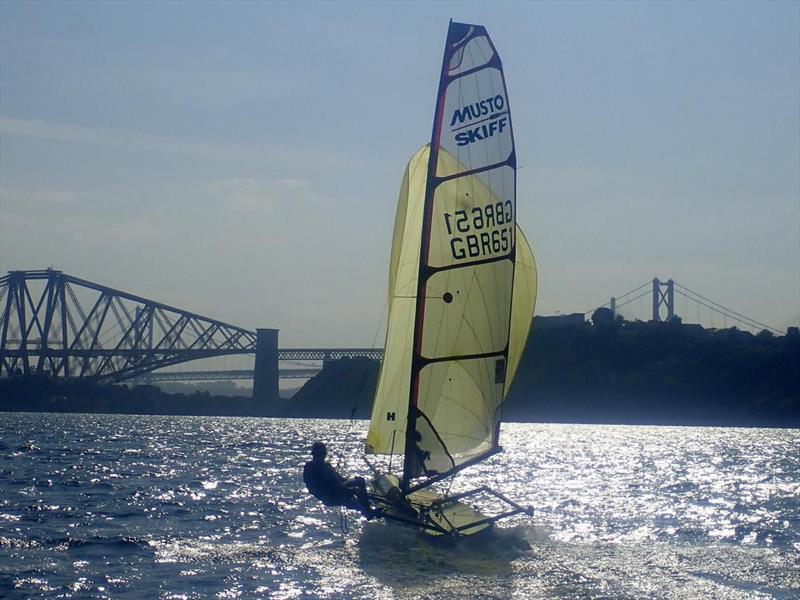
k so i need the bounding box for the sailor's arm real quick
[322,463,346,485]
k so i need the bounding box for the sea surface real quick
[0,413,798,599]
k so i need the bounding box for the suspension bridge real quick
[0,270,786,400]
[588,277,784,335]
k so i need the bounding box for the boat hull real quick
[370,474,492,537]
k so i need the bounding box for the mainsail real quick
[366,21,536,489]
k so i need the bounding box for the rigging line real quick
[370,296,389,350]
[673,282,781,333]
[673,289,779,333]
[388,430,397,474]
[339,507,349,535]
[444,466,455,498]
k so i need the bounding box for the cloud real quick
[61,217,163,243]
[0,211,35,231]
[0,116,244,161]
[0,210,161,244]
[0,117,362,171]
[0,188,79,206]
[207,177,322,213]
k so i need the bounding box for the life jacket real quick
[303,461,347,506]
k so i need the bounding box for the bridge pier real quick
[252,328,279,403]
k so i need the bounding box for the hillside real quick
[2,321,797,426]
[283,321,800,427]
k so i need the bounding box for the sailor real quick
[303,441,381,519]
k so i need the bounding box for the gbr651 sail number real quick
[442,200,514,261]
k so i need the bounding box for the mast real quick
[401,22,454,491]
[401,21,517,491]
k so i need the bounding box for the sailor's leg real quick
[344,477,370,504]
[342,477,378,516]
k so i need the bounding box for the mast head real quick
[446,20,473,46]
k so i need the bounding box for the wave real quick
[356,521,538,580]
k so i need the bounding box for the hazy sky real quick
[1,1,798,346]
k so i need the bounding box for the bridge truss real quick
[139,368,322,382]
[278,348,383,362]
[0,270,257,381]
[137,350,385,383]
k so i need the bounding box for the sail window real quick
[448,35,494,76]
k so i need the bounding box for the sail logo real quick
[450,95,505,126]
[450,94,508,147]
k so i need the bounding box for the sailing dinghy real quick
[364,21,537,537]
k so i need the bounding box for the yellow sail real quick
[365,146,427,458]
[366,146,537,471]
[366,19,534,486]
[507,227,537,394]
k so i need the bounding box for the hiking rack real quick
[371,484,534,537]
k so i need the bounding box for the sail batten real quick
[420,348,507,365]
[366,20,535,491]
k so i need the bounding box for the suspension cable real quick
[614,289,651,310]
[585,279,652,314]
[673,283,781,333]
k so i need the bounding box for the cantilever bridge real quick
[1,270,784,398]
[0,270,380,401]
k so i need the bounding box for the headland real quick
[2,318,798,427]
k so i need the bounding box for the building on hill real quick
[533,313,586,330]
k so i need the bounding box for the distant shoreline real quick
[1,407,797,431]
[1,375,797,429]
[2,320,798,428]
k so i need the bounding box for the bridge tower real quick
[252,328,279,403]
[651,278,675,322]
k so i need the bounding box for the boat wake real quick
[518,523,555,545]
[356,521,537,581]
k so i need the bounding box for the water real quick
[1,413,798,599]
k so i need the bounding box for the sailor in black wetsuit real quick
[303,441,380,519]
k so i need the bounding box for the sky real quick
[1,0,798,347]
